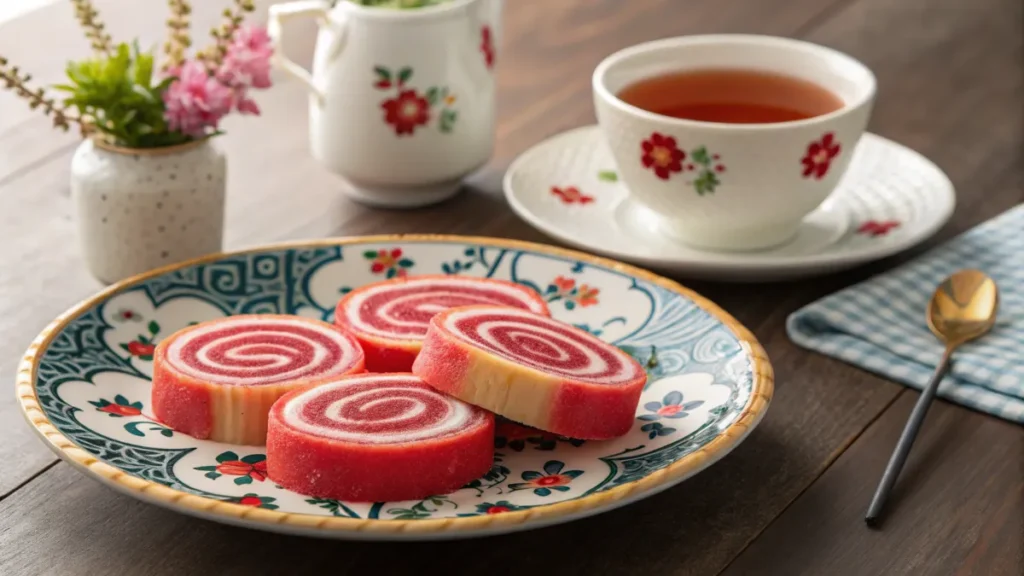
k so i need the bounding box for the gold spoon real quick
[865,269,998,526]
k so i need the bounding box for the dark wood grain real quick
[723,395,1024,576]
[1,0,1021,574]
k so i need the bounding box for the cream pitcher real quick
[269,0,503,208]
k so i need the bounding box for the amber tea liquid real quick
[617,69,844,124]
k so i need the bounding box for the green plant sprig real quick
[55,43,189,148]
[0,56,87,134]
[71,0,114,55]
[162,0,193,73]
[196,0,255,69]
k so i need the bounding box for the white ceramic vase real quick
[70,138,227,284]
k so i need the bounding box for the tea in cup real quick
[592,34,876,251]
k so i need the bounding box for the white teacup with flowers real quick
[0,0,275,283]
[593,35,876,251]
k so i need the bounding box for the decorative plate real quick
[504,125,956,281]
[17,236,772,540]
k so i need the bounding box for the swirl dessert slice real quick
[413,306,647,439]
[266,373,494,501]
[334,274,549,372]
[152,314,365,445]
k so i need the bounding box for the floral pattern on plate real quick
[22,238,768,535]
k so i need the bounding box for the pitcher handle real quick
[268,0,333,105]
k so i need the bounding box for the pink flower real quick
[235,95,261,115]
[218,25,274,91]
[214,25,274,116]
[163,61,233,138]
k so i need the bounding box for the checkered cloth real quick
[788,204,1024,424]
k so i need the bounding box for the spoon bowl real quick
[927,269,999,346]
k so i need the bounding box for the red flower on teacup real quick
[480,25,495,69]
[381,89,431,136]
[801,132,842,179]
[641,132,685,180]
[551,186,594,204]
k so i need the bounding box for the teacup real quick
[592,34,876,251]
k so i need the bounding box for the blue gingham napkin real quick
[787,204,1024,423]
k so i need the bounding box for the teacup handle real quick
[268,0,338,106]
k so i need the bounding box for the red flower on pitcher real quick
[480,25,495,69]
[801,132,842,179]
[551,186,593,204]
[381,89,431,136]
[641,132,685,180]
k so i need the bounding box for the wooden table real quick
[1,1,1021,574]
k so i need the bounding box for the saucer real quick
[504,125,955,281]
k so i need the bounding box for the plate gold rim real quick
[16,234,773,536]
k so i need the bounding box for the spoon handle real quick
[864,346,953,527]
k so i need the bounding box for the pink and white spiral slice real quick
[335,275,549,372]
[152,315,365,445]
[412,306,647,439]
[267,373,494,501]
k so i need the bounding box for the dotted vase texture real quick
[70,139,227,284]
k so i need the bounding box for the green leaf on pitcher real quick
[425,87,439,106]
[373,66,391,81]
[440,109,457,133]
[397,67,413,86]
[597,170,618,182]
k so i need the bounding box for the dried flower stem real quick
[196,0,255,69]
[70,0,114,55]
[0,57,89,134]
[162,0,193,73]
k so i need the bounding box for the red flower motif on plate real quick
[127,341,155,357]
[365,248,414,279]
[530,474,572,487]
[575,285,599,307]
[89,395,144,418]
[552,275,575,294]
[216,459,268,482]
[801,132,842,179]
[551,186,593,204]
[99,403,142,417]
[641,132,685,180]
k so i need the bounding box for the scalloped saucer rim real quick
[504,125,956,281]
